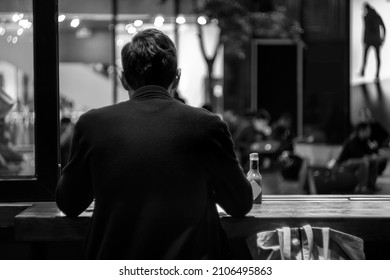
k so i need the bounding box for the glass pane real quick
[58,0,112,169]
[0,0,35,177]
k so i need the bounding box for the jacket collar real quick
[131,85,173,101]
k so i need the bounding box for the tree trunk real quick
[196,21,221,110]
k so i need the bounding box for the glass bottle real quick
[247,153,263,204]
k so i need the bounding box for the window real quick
[1,0,388,201]
[0,0,59,202]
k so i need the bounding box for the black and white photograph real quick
[0,0,389,278]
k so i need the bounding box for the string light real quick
[12,13,20,22]
[134,20,143,27]
[214,85,223,98]
[21,20,32,29]
[126,24,137,35]
[0,13,213,44]
[70,18,80,28]
[58,14,66,22]
[197,16,207,25]
[176,16,186,25]
[7,35,12,42]
[19,19,28,28]
[154,16,164,27]
[116,39,124,47]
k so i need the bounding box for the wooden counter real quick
[14,202,91,242]
[12,196,390,259]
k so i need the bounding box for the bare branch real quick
[197,22,212,63]
[210,32,221,64]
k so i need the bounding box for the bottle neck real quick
[249,159,259,172]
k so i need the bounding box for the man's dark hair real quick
[364,2,373,12]
[121,28,177,90]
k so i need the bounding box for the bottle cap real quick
[249,153,259,160]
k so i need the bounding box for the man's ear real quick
[120,71,131,91]
[171,68,181,91]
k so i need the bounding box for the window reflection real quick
[54,1,390,197]
[0,1,34,177]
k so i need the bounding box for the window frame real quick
[0,0,60,202]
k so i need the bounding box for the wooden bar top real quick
[14,202,92,242]
[12,196,390,244]
[245,198,390,218]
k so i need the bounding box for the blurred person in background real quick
[336,122,382,193]
[233,109,272,170]
[359,2,386,81]
[271,113,303,181]
[59,95,75,170]
[0,87,24,175]
[358,107,388,175]
[271,113,294,153]
[222,110,242,137]
[59,116,74,170]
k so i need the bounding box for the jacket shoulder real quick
[180,105,224,124]
[76,102,129,123]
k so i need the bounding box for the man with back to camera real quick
[56,28,253,259]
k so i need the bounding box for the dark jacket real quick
[56,85,253,259]
[337,134,378,165]
[363,10,385,46]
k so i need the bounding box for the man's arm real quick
[380,17,386,44]
[207,116,253,217]
[56,117,93,217]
